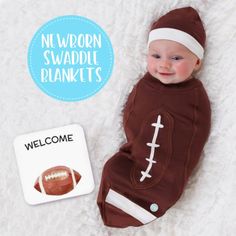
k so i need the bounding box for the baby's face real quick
[147,39,201,84]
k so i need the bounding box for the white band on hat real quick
[148,28,204,59]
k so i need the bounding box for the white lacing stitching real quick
[140,115,164,182]
[45,171,68,181]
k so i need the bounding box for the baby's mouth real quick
[158,72,174,76]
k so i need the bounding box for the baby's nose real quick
[159,59,171,69]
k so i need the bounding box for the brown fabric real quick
[151,7,206,48]
[97,72,211,228]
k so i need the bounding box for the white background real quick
[1,0,236,235]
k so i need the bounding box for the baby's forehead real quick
[149,39,189,53]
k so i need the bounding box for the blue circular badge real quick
[28,15,114,101]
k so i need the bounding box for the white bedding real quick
[0,0,236,235]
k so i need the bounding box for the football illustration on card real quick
[34,166,81,195]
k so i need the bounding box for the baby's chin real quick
[151,74,176,85]
[150,73,191,85]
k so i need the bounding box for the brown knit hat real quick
[148,7,206,59]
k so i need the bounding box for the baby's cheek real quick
[175,62,193,77]
[147,58,157,74]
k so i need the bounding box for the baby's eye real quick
[171,56,183,60]
[152,54,160,59]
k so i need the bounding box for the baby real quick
[97,7,211,228]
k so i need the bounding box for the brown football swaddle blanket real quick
[97,72,211,227]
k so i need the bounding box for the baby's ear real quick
[194,59,202,71]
